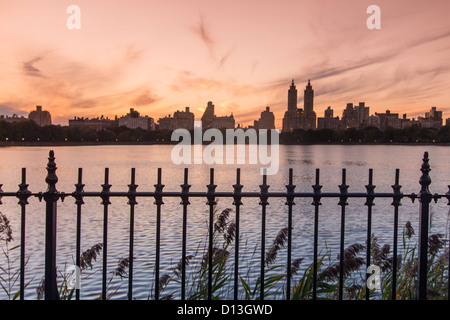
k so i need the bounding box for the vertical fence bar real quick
[127,168,138,300]
[44,150,59,300]
[180,168,190,300]
[153,168,164,300]
[312,168,322,300]
[285,168,295,300]
[17,168,31,300]
[259,170,269,300]
[391,169,402,300]
[417,152,432,300]
[206,168,217,300]
[74,168,85,300]
[233,168,243,300]
[100,168,111,300]
[338,168,349,300]
[364,169,375,300]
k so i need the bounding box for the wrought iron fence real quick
[1,150,449,300]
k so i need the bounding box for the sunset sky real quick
[0,0,449,128]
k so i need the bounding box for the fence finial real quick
[419,151,431,195]
[391,169,402,207]
[153,168,165,206]
[180,168,191,206]
[338,169,349,206]
[233,168,243,206]
[364,169,375,206]
[17,168,31,206]
[45,150,58,193]
[259,170,269,206]
[127,168,138,206]
[311,168,321,206]
[206,168,217,207]
[100,168,112,205]
[74,168,85,205]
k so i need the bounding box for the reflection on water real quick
[0,144,449,299]
[342,161,368,167]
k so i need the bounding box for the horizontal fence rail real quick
[0,150,449,300]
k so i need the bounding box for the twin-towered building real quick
[279,79,445,131]
[282,80,317,132]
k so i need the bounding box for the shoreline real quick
[1,141,449,147]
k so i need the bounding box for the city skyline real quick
[1,78,449,129]
[3,84,447,132]
[0,0,449,128]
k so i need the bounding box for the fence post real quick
[285,168,295,300]
[44,150,60,300]
[312,168,322,300]
[446,185,450,300]
[17,168,31,300]
[153,168,164,300]
[206,168,217,300]
[100,168,111,300]
[338,169,349,300]
[74,168,84,300]
[391,169,402,300]
[259,171,269,300]
[180,168,191,300]
[233,168,243,300]
[364,169,375,300]
[127,168,138,300]
[417,151,432,300]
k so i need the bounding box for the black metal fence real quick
[1,150,449,300]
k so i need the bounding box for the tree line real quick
[0,120,172,143]
[0,119,449,143]
[280,125,450,144]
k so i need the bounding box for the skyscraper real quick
[304,79,314,114]
[287,80,297,112]
[254,106,275,130]
[201,101,215,129]
[200,101,235,129]
[317,106,342,130]
[28,105,52,126]
[282,80,316,132]
[174,107,195,130]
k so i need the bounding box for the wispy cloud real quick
[23,57,43,77]
[11,44,158,122]
[191,12,215,59]
[131,89,158,107]
[190,12,234,69]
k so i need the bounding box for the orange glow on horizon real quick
[0,0,448,128]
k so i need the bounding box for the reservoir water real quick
[0,144,448,299]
